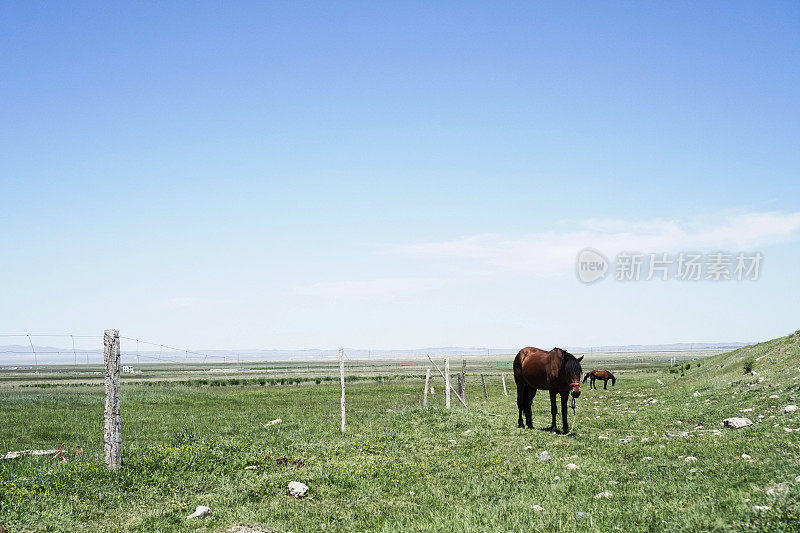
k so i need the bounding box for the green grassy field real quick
[1,336,799,532]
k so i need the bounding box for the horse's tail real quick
[610,373,616,386]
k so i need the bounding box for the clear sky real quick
[1,2,799,350]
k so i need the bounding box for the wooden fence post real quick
[339,348,346,433]
[444,356,451,409]
[103,329,122,470]
[426,354,468,408]
[423,368,431,406]
[481,374,488,399]
[501,373,508,395]
[457,358,466,402]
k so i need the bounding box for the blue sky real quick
[1,2,799,349]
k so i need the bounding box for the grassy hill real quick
[0,334,799,531]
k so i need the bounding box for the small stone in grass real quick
[795,475,800,482]
[595,491,612,499]
[288,481,309,499]
[752,506,771,512]
[685,456,697,462]
[785,405,798,413]
[186,505,211,520]
[765,483,789,496]
[574,512,589,520]
[769,394,779,399]
[244,465,257,470]
[524,445,533,451]
[532,505,544,512]
[539,451,551,461]
[566,463,579,470]
[723,417,753,429]
[741,454,751,460]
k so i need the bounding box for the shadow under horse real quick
[583,369,616,389]
[513,347,583,434]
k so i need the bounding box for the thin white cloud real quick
[295,277,448,298]
[390,211,800,277]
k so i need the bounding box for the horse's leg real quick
[516,385,525,428]
[560,392,569,434]
[524,388,535,429]
[589,376,594,390]
[548,390,558,433]
[603,379,607,390]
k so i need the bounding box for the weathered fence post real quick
[339,348,346,433]
[501,373,508,396]
[426,354,468,408]
[444,356,451,409]
[481,374,488,399]
[103,329,122,470]
[423,368,431,406]
[457,358,466,402]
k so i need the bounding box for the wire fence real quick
[0,332,708,462]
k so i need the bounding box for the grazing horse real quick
[513,347,583,434]
[583,370,616,390]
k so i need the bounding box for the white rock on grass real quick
[741,454,751,460]
[186,505,212,520]
[795,475,800,482]
[532,505,544,512]
[288,481,309,499]
[264,418,282,426]
[769,394,779,399]
[539,451,551,461]
[566,463,579,470]
[723,417,753,429]
[244,465,257,470]
[657,379,664,385]
[785,405,798,413]
[594,491,612,499]
[765,483,789,496]
[693,392,701,397]
[752,505,771,512]
[685,456,697,462]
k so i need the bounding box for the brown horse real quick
[513,347,583,434]
[583,370,616,390]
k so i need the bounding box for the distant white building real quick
[122,365,134,373]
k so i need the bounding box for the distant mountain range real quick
[0,342,751,366]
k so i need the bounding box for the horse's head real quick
[560,349,584,398]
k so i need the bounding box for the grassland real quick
[0,338,799,532]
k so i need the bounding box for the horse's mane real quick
[558,348,582,376]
